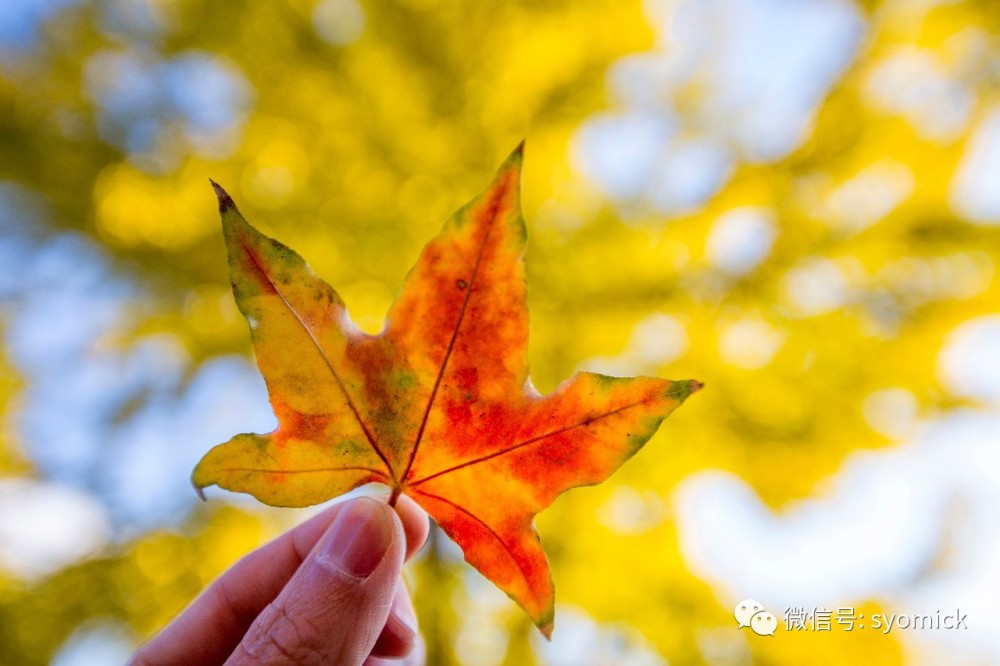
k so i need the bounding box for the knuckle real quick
[236,602,324,665]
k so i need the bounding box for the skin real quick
[130,495,429,666]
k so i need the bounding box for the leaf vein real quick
[410,394,656,486]
[237,229,395,478]
[213,466,388,478]
[411,488,532,590]
[399,190,505,483]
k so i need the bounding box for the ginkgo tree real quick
[193,145,701,635]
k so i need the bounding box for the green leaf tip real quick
[209,179,237,215]
[499,140,525,171]
[539,619,554,640]
[667,379,704,402]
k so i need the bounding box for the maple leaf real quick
[192,144,701,636]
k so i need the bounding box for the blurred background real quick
[1,0,999,663]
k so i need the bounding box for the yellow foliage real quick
[1,0,999,664]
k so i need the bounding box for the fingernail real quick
[320,497,393,578]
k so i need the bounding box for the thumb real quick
[229,497,405,666]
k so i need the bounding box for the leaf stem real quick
[388,484,402,507]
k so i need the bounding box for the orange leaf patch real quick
[192,145,701,636]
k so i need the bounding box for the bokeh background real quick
[2,0,1000,663]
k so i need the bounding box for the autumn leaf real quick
[192,144,701,636]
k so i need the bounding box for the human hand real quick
[131,495,429,665]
